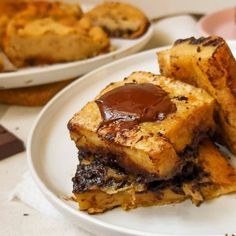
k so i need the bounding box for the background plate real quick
[28,41,236,236]
[0,4,153,89]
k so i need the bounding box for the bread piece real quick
[157,36,236,154]
[0,79,73,106]
[0,1,82,47]
[73,139,236,214]
[0,1,26,46]
[183,139,236,205]
[68,71,215,179]
[84,2,149,38]
[3,16,110,67]
[72,149,187,214]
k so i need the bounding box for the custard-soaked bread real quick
[12,1,83,25]
[3,16,110,67]
[73,139,236,214]
[0,1,26,46]
[157,36,236,154]
[84,2,149,38]
[0,1,82,46]
[68,71,215,180]
[183,139,236,206]
[72,149,187,214]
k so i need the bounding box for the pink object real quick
[198,7,236,39]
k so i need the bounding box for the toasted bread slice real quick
[3,16,110,67]
[73,139,236,214]
[72,150,187,214]
[158,36,236,154]
[0,1,26,46]
[75,189,186,214]
[0,1,82,47]
[2,1,110,67]
[68,71,215,179]
[84,2,149,38]
[183,139,236,205]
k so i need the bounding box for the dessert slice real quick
[2,1,110,68]
[84,2,149,38]
[0,1,26,46]
[3,18,110,67]
[157,36,236,154]
[72,148,187,214]
[68,71,215,180]
[72,139,236,214]
[183,139,236,205]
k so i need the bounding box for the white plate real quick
[0,23,153,89]
[28,41,236,236]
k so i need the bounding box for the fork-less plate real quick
[0,10,153,89]
[28,42,236,236]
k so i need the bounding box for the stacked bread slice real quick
[68,67,236,214]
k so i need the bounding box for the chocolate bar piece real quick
[0,125,25,160]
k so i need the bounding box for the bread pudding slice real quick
[157,36,236,154]
[84,2,149,38]
[0,1,26,46]
[72,148,187,214]
[0,1,82,47]
[183,139,236,205]
[72,139,236,214]
[3,17,110,67]
[2,1,110,67]
[68,71,215,179]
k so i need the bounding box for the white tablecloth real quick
[0,15,199,236]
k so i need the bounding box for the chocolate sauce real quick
[95,83,177,126]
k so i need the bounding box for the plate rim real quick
[27,41,236,236]
[0,24,153,89]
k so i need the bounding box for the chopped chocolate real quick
[0,125,25,160]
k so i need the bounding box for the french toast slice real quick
[0,1,26,46]
[3,18,110,67]
[157,36,236,154]
[0,1,82,47]
[2,1,110,67]
[68,71,215,179]
[84,2,149,38]
[72,139,236,214]
[183,139,236,205]
[72,149,187,214]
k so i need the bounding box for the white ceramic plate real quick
[28,42,236,236]
[0,22,153,89]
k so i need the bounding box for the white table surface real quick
[0,14,204,236]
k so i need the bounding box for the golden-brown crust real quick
[157,36,236,154]
[0,1,26,46]
[183,139,236,205]
[74,188,186,214]
[84,2,149,39]
[73,139,236,214]
[68,71,215,178]
[2,5,110,68]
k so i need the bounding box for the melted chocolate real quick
[96,83,177,126]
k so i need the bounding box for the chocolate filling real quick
[95,83,177,130]
[72,150,208,194]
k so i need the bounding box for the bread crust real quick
[68,71,215,179]
[84,2,149,39]
[158,36,236,154]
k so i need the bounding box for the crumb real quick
[23,213,29,216]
